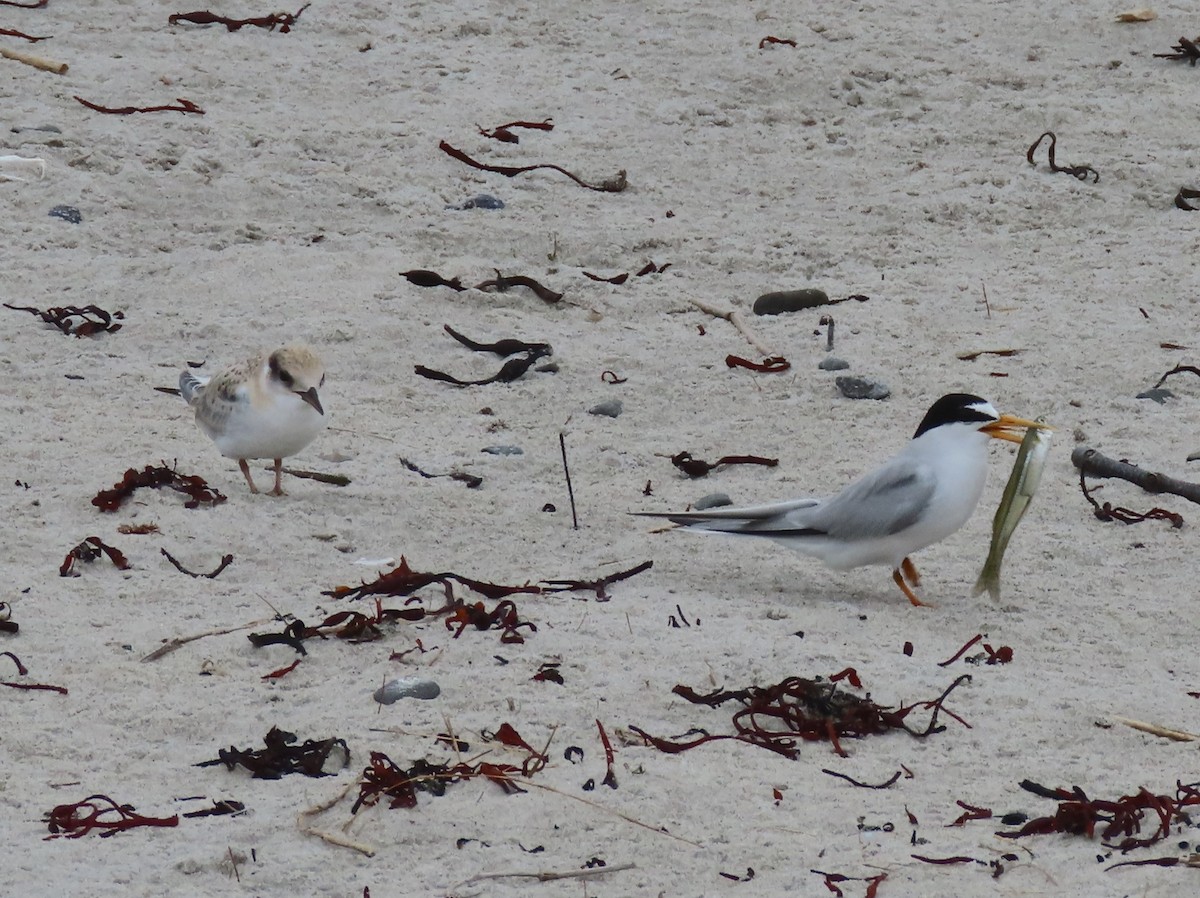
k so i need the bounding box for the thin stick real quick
[461,862,636,885]
[1112,716,1198,742]
[689,298,774,356]
[1071,447,1200,505]
[559,432,579,529]
[981,282,991,318]
[0,46,68,74]
[140,617,273,662]
[298,778,377,857]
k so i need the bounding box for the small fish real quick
[974,421,1052,600]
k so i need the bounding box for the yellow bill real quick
[974,421,1051,600]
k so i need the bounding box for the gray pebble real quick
[836,376,890,400]
[693,492,733,510]
[447,194,505,211]
[588,399,623,418]
[819,356,850,371]
[374,677,441,704]
[49,205,82,224]
[1136,388,1173,404]
[482,445,523,456]
[753,288,830,315]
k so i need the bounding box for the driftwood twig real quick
[1071,447,1200,505]
[461,862,636,885]
[689,299,773,357]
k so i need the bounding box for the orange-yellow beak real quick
[981,414,1050,444]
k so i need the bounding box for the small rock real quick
[836,376,890,400]
[12,124,62,134]
[589,399,623,418]
[482,445,523,456]
[49,204,82,224]
[693,492,732,510]
[447,194,505,211]
[753,288,830,315]
[818,356,850,371]
[374,677,441,704]
[1136,388,1173,404]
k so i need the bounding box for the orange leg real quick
[901,556,922,588]
[267,459,286,497]
[892,566,932,607]
[238,459,260,494]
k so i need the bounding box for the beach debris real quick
[141,617,274,662]
[690,297,775,357]
[0,154,46,181]
[60,537,131,577]
[1153,362,1200,391]
[666,451,778,479]
[1115,8,1156,22]
[812,871,888,896]
[0,46,68,74]
[351,728,547,813]
[75,95,205,115]
[262,659,301,679]
[601,370,628,384]
[473,271,563,303]
[630,672,972,759]
[595,719,618,788]
[1175,187,1200,211]
[443,324,550,358]
[753,288,829,315]
[1135,387,1173,403]
[726,354,791,373]
[1,651,67,694]
[416,353,546,387]
[168,4,310,32]
[992,779,1200,851]
[45,794,178,839]
[583,261,670,285]
[1026,131,1099,183]
[196,726,349,779]
[0,27,50,42]
[477,117,553,144]
[822,768,902,790]
[373,677,440,704]
[271,466,350,486]
[48,204,82,223]
[400,457,482,488]
[758,35,797,49]
[819,356,850,371]
[956,348,1020,361]
[439,140,627,192]
[588,399,623,418]
[5,302,122,336]
[325,555,652,603]
[447,193,504,210]
[160,548,233,579]
[936,634,1013,667]
[1072,446,1197,523]
[836,376,890,400]
[181,799,246,818]
[693,492,732,510]
[1154,35,1200,65]
[400,269,466,291]
[482,445,523,455]
[532,661,563,684]
[559,432,579,528]
[117,522,160,535]
[92,462,227,512]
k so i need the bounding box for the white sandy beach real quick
[3,2,1199,896]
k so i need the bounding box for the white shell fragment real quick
[0,155,47,182]
[373,677,440,704]
[1115,8,1156,22]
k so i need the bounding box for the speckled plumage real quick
[180,345,327,495]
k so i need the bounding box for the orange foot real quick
[893,561,933,608]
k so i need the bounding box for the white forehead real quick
[968,399,998,419]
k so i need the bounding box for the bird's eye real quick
[277,369,294,387]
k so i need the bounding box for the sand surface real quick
[3,1,1199,896]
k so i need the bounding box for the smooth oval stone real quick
[448,194,505,211]
[693,492,732,510]
[818,356,850,371]
[482,445,523,456]
[588,399,623,418]
[753,288,830,315]
[374,677,441,704]
[1136,388,1173,404]
[836,376,890,400]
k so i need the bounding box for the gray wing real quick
[636,457,936,541]
[179,371,208,406]
[805,456,936,540]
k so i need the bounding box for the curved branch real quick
[1070,447,1200,505]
